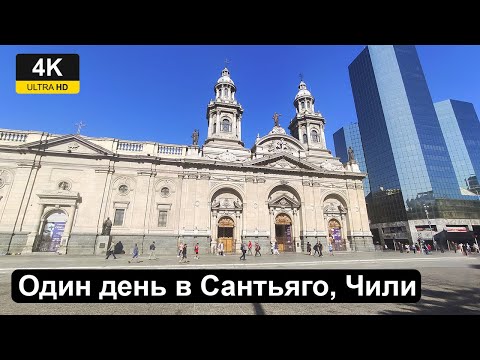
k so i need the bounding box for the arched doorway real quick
[218,217,235,253]
[275,214,294,252]
[33,210,67,252]
[328,219,345,251]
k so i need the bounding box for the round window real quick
[161,187,170,197]
[119,185,129,194]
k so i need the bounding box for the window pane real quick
[114,209,125,226]
[158,211,167,227]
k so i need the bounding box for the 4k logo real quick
[16,54,80,94]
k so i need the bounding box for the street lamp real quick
[423,204,436,252]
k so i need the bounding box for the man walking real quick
[105,241,117,260]
[247,240,253,255]
[240,242,247,260]
[128,243,141,263]
[149,241,157,260]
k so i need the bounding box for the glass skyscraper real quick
[435,99,480,196]
[333,122,370,195]
[349,45,480,246]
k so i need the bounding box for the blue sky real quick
[0,45,479,155]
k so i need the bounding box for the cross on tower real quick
[75,121,86,134]
[299,73,304,81]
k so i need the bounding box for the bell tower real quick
[204,67,244,147]
[288,79,328,152]
[202,66,251,161]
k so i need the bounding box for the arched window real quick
[213,122,216,134]
[222,119,231,132]
[301,101,305,110]
[311,130,319,143]
[307,101,311,109]
[303,133,308,143]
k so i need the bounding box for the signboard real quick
[50,222,65,251]
[446,226,468,233]
[285,225,292,250]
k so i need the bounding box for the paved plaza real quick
[0,250,478,315]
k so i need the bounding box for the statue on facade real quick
[101,217,112,236]
[192,129,199,146]
[272,112,282,127]
[234,199,242,209]
[348,146,355,162]
[211,199,220,208]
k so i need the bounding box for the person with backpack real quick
[149,241,157,260]
[313,242,319,256]
[318,242,323,257]
[254,242,261,256]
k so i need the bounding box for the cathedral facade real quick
[0,68,373,256]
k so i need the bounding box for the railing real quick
[117,142,144,152]
[158,145,183,155]
[0,131,28,142]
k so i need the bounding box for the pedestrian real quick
[328,242,334,256]
[211,239,216,255]
[128,243,140,263]
[270,242,274,255]
[411,244,416,254]
[194,242,199,259]
[178,242,183,258]
[273,242,280,255]
[218,241,225,256]
[313,242,319,256]
[179,243,189,263]
[105,241,117,260]
[405,243,410,253]
[254,242,261,256]
[247,240,253,255]
[318,242,323,257]
[240,242,247,260]
[149,241,157,260]
[306,242,311,255]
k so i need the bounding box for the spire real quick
[294,79,315,114]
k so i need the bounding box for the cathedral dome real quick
[294,80,312,100]
[217,67,235,85]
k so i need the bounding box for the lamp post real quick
[423,204,436,252]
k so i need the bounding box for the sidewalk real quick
[0,250,475,270]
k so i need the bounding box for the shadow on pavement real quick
[379,264,480,315]
[252,303,265,315]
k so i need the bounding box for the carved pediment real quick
[245,153,320,172]
[269,194,300,208]
[20,134,113,156]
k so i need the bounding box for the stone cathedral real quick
[0,67,373,256]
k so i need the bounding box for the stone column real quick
[58,204,77,254]
[238,115,242,140]
[306,122,311,147]
[342,213,351,251]
[208,113,213,137]
[320,123,327,149]
[22,204,46,254]
[270,208,275,244]
[216,112,220,134]
[293,208,301,253]
[232,113,237,137]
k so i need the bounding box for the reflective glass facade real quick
[349,45,465,223]
[333,122,370,195]
[435,100,480,195]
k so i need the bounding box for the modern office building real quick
[333,122,370,195]
[349,45,480,247]
[434,99,480,197]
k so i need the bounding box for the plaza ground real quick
[0,250,478,315]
